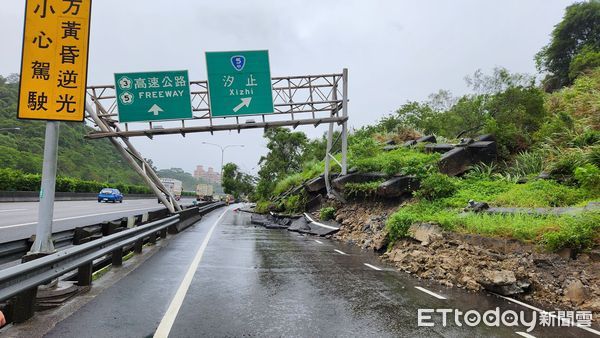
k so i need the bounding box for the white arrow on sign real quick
[232,97,252,112]
[148,104,164,116]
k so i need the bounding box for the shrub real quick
[504,151,545,179]
[254,201,271,214]
[319,207,336,221]
[386,211,417,241]
[352,148,439,177]
[344,181,382,198]
[273,173,304,196]
[574,164,600,192]
[542,211,600,251]
[283,194,305,213]
[415,173,458,200]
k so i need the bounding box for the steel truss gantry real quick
[84,69,349,206]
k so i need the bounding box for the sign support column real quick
[29,121,59,254]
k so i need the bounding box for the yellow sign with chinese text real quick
[18,0,92,121]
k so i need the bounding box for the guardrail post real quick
[160,228,167,239]
[134,239,143,253]
[77,262,93,286]
[11,287,37,323]
[149,232,157,245]
[112,247,123,267]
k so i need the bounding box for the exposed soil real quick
[330,200,600,321]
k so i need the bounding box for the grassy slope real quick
[264,70,600,252]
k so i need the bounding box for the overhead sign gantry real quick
[206,50,274,117]
[85,50,349,204]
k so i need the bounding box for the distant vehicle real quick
[196,184,214,201]
[97,188,123,203]
[159,178,182,202]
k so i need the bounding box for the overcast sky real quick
[0,0,572,175]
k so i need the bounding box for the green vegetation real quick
[535,0,600,90]
[252,3,600,252]
[0,167,151,193]
[222,163,254,199]
[259,69,600,251]
[344,181,382,198]
[319,207,336,221]
[0,74,148,188]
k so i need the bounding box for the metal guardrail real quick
[0,201,226,324]
[0,214,179,302]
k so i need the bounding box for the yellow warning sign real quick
[18,0,92,121]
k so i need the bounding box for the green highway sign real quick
[114,70,193,123]
[206,50,274,117]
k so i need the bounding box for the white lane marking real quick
[496,294,600,336]
[516,332,536,338]
[0,209,27,213]
[364,263,382,271]
[0,207,160,229]
[154,209,228,338]
[415,286,447,300]
[303,213,339,230]
[334,249,347,255]
[315,240,324,244]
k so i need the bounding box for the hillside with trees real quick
[252,1,600,253]
[0,74,145,186]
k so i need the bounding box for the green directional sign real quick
[114,70,193,123]
[206,50,274,117]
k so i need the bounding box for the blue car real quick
[97,188,123,203]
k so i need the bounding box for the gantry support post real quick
[85,102,178,213]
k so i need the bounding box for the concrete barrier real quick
[0,191,156,203]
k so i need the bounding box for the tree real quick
[535,1,600,91]
[255,128,308,199]
[222,163,254,199]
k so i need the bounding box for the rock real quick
[371,231,389,251]
[581,299,600,312]
[464,200,490,212]
[362,239,372,249]
[477,270,530,296]
[408,223,442,246]
[362,223,371,233]
[488,270,516,285]
[577,253,590,262]
[461,276,481,291]
[589,250,600,262]
[564,279,588,306]
[557,248,575,260]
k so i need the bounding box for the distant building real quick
[193,165,221,184]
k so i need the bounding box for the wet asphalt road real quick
[45,206,596,338]
[0,198,196,243]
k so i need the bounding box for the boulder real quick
[403,139,417,147]
[376,176,420,198]
[425,143,455,154]
[477,270,530,296]
[564,279,588,305]
[416,135,436,144]
[439,147,470,176]
[466,141,497,165]
[408,223,442,246]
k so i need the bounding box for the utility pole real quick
[29,122,59,254]
[201,142,244,180]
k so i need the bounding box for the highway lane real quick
[0,198,196,243]
[44,206,595,338]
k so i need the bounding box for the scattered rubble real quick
[332,200,600,321]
